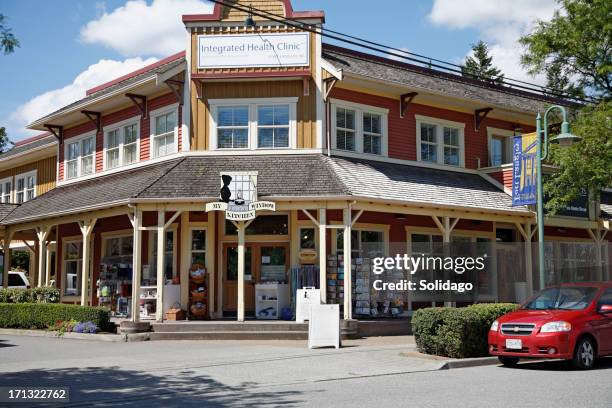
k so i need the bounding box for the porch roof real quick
[0,203,18,222]
[1,154,530,226]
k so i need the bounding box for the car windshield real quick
[522,286,598,311]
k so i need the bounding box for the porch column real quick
[156,210,166,322]
[2,229,13,288]
[588,228,608,281]
[318,208,327,303]
[36,226,51,288]
[130,208,142,322]
[78,218,97,306]
[342,206,352,320]
[432,216,460,307]
[516,222,535,296]
[237,221,246,322]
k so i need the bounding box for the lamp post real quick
[535,105,581,291]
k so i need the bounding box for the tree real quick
[461,41,505,85]
[0,127,13,153]
[544,101,612,214]
[0,14,19,55]
[520,0,611,214]
[519,0,611,102]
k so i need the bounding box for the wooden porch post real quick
[2,229,13,288]
[78,218,97,306]
[588,228,608,281]
[237,221,246,322]
[318,208,327,303]
[343,206,352,320]
[156,210,166,322]
[130,208,142,322]
[36,226,51,288]
[432,216,460,307]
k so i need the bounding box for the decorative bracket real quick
[191,79,203,99]
[474,107,493,132]
[323,77,337,102]
[44,124,63,143]
[302,77,310,96]
[165,79,184,106]
[81,110,102,133]
[400,92,418,118]
[125,93,148,118]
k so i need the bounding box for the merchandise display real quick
[255,283,290,319]
[189,263,208,320]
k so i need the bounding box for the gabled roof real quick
[0,133,56,161]
[322,44,577,114]
[0,203,18,222]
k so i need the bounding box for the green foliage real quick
[520,0,611,101]
[0,303,111,331]
[0,287,60,303]
[0,14,19,55]
[412,303,519,358]
[0,127,13,152]
[545,101,612,214]
[11,251,30,272]
[49,319,79,336]
[461,41,505,85]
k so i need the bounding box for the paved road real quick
[0,335,610,407]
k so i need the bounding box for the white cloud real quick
[80,0,213,57]
[429,0,558,84]
[7,57,158,140]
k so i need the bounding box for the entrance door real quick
[223,243,289,315]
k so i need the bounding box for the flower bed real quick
[0,303,111,332]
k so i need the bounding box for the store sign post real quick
[205,172,275,220]
[198,32,310,69]
[512,132,538,206]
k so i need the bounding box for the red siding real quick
[490,169,513,189]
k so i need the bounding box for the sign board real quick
[308,303,340,349]
[512,132,538,206]
[544,185,590,218]
[296,287,321,323]
[205,172,275,221]
[198,32,310,69]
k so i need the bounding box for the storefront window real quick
[225,215,289,236]
[300,228,315,250]
[337,229,384,258]
[150,230,175,280]
[191,229,206,266]
[63,240,82,296]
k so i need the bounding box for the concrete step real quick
[147,330,308,341]
[151,322,308,333]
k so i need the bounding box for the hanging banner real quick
[512,132,538,206]
[205,172,276,221]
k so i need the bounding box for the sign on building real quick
[205,172,275,220]
[512,132,538,206]
[198,32,310,69]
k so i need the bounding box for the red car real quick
[488,282,612,369]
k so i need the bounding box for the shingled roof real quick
[322,44,576,114]
[0,203,18,222]
[2,154,531,225]
[0,134,56,161]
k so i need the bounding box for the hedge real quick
[0,287,60,304]
[412,303,519,358]
[0,303,111,331]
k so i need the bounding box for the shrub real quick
[73,321,99,334]
[0,303,111,331]
[412,303,519,358]
[0,287,60,304]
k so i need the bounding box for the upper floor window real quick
[416,115,464,167]
[104,120,140,169]
[210,98,297,150]
[65,134,95,179]
[487,128,515,167]
[0,178,11,203]
[331,100,388,156]
[150,105,179,158]
[15,171,36,203]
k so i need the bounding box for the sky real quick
[0,0,559,142]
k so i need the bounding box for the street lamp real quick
[535,105,581,291]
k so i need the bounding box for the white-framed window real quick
[0,177,12,203]
[63,239,82,296]
[65,133,95,179]
[149,229,177,281]
[331,99,388,156]
[104,118,140,169]
[190,229,207,266]
[416,115,465,167]
[209,97,297,150]
[150,105,179,158]
[487,127,515,167]
[15,171,36,204]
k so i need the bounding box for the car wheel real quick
[572,337,595,370]
[498,356,519,367]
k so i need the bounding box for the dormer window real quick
[331,100,388,156]
[416,115,465,167]
[150,104,179,158]
[15,171,36,203]
[65,133,95,179]
[104,119,140,170]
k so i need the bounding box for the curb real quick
[0,328,127,342]
[440,356,500,369]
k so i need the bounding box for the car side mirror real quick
[599,304,612,315]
